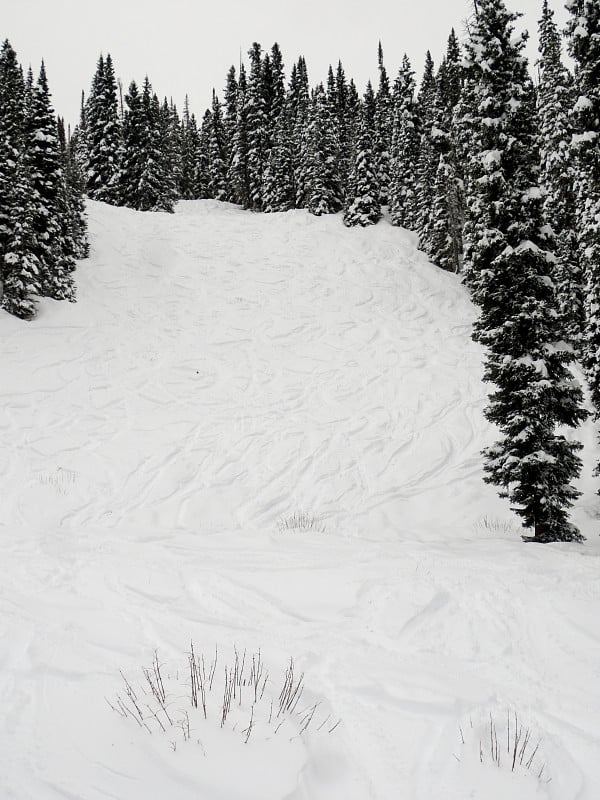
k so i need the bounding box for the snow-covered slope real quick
[1,200,599,800]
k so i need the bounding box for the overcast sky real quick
[3,0,569,128]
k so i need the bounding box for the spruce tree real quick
[85,53,121,203]
[390,56,420,228]
[207,91,228,200]
[343,105,381,227]
[1,153,41,319]
[414,52,439,248]
[25,62,75,301]
[119,80,145,208]
[461,0,587,542]
[263,105,295,212]
[229,64,251,207]
[0,40,24,256]
[246,43,267,210]
[305,84,343,215]
[375,43,393,205]
[566,1,600,410]
[538,0,583,346]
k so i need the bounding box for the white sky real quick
[3,0,569,129]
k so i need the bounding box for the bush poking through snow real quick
[454,709,551,785]
[474,515,519,537]
[106,646,340,752]
[277,511,325,533]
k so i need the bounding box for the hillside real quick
[1,201,599,799]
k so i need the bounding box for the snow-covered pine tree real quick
[119,80,145,208]
[157,98,179,210]
[538,0,583,347]
[422,33,464,272]
[137,80,174,212]
[25,62,76,301]
[263,103,295,212]
[0,39,25,290]
[414,51,439,248]
[305,84,343,216]
[290,56,311,208]
[566,0,600,410]
[63,123,90,259]
[343,102,381,227]
[461,0,588,542]
[180,97,200,199]
[196,108,212,199]
[223,67,238,198]
[246,43,267,210]
[85,53,121,203]
[375,42,393,205]
[57,117,89,262]
[389,55,420,228]
[229,64,251,208]
[207,91,228,201]
[0,153,41,319]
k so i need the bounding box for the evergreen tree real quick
[0,153,41,319]
[290,56,311,208]
[0,40,25,258]
[223,67,238,197]
[415,52,439,247]
[538,0,582,346]
[85,53,121,203]
[390,55,419,228]
[246,43,267,210]
[566,0,600,410]
[461,0,587,542]
[119,79,146,207]
[263,104,295,212]
[63,124,90,259]
[25,62,75,301]
[343,104,381,227]
[305,84,343,215]
[207,91,228,200]
[375,42,393,205]
[229,64,251,207]
[180,97,200,199]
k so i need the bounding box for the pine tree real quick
[375,42,393,205]
[119,80,146,207]
[1,153,41,319]
[63,124,90,259]
[25,62,75,301]
[263,105,294,212]
[0,38,26,300]
[305,84,343,215]
[180,98,200,199]
[461,0,588,542]
[229,64,251,207]
[207,91,228,200]
[538,0,583,346]
[566,1,600,410]
[414,52,438,247]
[85,53,121,203]
[246,43,267,210]
[290,56,311,208]
[390,56,420,228]
[343,104,381,227]
[421,34,464,271]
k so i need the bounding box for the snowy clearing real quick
[1,200,599,799]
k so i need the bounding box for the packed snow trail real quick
[1,200,599,800]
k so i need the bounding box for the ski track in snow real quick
[1,200,599,800]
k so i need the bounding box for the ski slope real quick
[1,200,599,800]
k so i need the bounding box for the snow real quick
[1,200,600,800]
